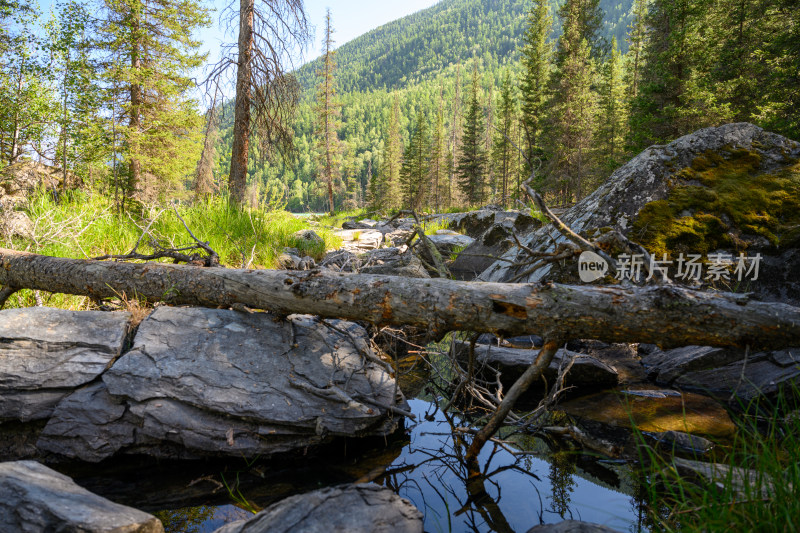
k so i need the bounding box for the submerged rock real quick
[212,483,423,533]
[0,460,163,532]
[651,430,714,455]
[526,520,622,533]
[37,307,403,461]
[0,308,130,422]
[641,345,800,403]
[560,389,735,438]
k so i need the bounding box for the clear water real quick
[71,398,650,532]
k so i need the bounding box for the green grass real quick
[2,189,342,309]
[639,393,800,532]
[313,207,372,228]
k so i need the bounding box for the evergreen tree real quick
[399,110,430,210]
[50,0,107,184]
[0,2,55,165]
[314,9,341,214]
[370,93,401,211]
[597,37,627,172]
[519,0,552,175]
[456,65,487,206]
[625,0,648,100]
[428,86,448,212]
[194,107,219,199]
[628,0,723,149]
[492,70,516,208]
[556,0,606,60]
[101,0,210,202]
[547,0,599,202]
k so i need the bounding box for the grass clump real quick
[2,190,342,309]
[313,207,372,228]
[639,393,800,532]
[631,148,800,256]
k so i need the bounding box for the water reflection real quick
[370,399,644,532]
[65,398,652,532]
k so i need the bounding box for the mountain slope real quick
[215,0,635,211]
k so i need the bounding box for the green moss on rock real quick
[632,148,800,255]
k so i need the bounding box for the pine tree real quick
[456,64,487,207]
[492,70,516,208]
[629,0,723,149]
[428,86,448,212]
[547,0,598,202]
[556,0,606,60]
[597,38,627,173]
[370,93,401,212]
[50,0,107,185]
[223,0,308,207]
[101,0,210,202]
[400,110,430,210]
[0,2,55,165]
[519,0,552,175]
[314,9,341,214]
[194,107,219,199]
[625,0,648,100]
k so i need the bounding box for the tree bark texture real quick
[1,248,798,351]
[229,0,254,206]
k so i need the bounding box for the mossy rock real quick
[631,147,800,256]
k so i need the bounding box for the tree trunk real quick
[1,248,798,351]
[229,0,255,206]
[129,16,142,197]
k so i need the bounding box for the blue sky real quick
[201,0,440,68]
[36,0,440,99]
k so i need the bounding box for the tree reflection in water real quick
[369,399,642,532]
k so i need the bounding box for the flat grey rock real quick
[527,520,621,533]
[456,342,618,394]
[212,483,423,533]
[31,307,404,461]
[0,460,163,532]
[0,307,130,421]
[104,308,397,434]
[642,345,800,402]
[36,381,135,463]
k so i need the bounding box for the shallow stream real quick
[59,397,652,533]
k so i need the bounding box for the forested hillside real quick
[214,0,637,212]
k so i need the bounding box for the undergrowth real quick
[639,392,800,532]
[2,189,342,309]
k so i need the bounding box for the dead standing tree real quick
[206,0,309,206]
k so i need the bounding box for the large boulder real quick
[480,123,800,305]
[38,307,403,461]
[0,161,81,210]
[641,345,800,403]
[0,308,131,422]
[0,460,163,532]
[212,483,423,533]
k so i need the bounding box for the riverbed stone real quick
[560,389,735,438]
[526,521,622,533]
[0,307,130,421]
[35,307,403,461]
[641,345,800,402]
[0,460,163,532]
[212,483,423,533]
[455,343,618,394]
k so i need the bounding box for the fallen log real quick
[1,247,798,350]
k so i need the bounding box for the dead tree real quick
[0,248,798,351]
